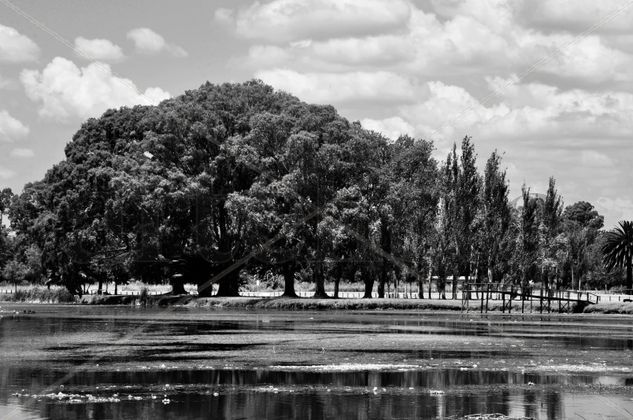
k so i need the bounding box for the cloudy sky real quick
[0,0,632,226]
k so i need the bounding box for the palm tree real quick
[602,221,633,294]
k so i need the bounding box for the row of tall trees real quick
[0,81,629,296]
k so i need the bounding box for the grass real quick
[0,286,75,303]
[184,296,462,311]
[0,281,624,314]
[583,301,633,314]
[187,297,548,312]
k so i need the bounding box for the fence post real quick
[558,290,561,312]
[480,285,484,313]
[485,283,490,313]
[509,286,512,314]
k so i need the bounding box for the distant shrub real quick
[2,286,75,303]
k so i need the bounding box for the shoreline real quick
[3,293,633,314]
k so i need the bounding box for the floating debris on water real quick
[449,415,534,420]
[267,363,420,372]
[13,391,123,404]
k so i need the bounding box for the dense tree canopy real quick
[0,80,626,296]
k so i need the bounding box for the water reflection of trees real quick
[0,366,573,420]
[38,389,566,420]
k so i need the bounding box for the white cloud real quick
[74,37,125,62]
[361,117,414,140]
[481,76,633,139]
[20,57,171,121]
[236,2,633,86]
[10,148,34,158]
[126,28,187,57]
[378,78,633,148]
[0,166,15,180]
[214,8,234,24]
[255,68,416,104]
[521,0,633,33]
[0,24,39,63]
[222,0,412,43]
[528,33,633,83]
[0,110,29,142]
[596,197,633,225]
[581,150,613,167]
[0,73,17,90]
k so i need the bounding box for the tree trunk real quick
[378,262,387,298]
[171,275,187,295]
[332,264,343,299]
[114,281,118,295]
[627,257,632,294]
[379,216,391,299]
[579,274,582,292]
[427,263,432,299]
[363,277,374,298]
[361,265,373,298]
[439,275,446,299]
[215,269,240,297]
[282,266,298,298]
[313,260,329,298]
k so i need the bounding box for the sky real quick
[0,0,632,227]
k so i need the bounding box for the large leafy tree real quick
[435,138,481,297]
[386,136,438,298]
[561,201,604,290]
[515,186,540,289]
[0,188,14,278]
[318,127,391,298]
[602,221,633,293]
[11,81,362,296]
[435,146,460,298]
[539,177,563,289]
[477,151,512,285]
[456,137,481,284]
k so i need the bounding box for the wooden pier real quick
[461,282,599,313]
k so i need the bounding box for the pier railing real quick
[460,283,599,313]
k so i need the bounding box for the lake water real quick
[1,304,633,419]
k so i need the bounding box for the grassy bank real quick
[0,286,75,303]
[582,301,633,314]
[187,297,465,311]
[186,297,581,313]
[1,288,620,314]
